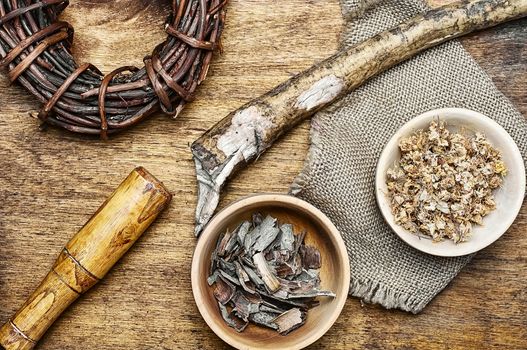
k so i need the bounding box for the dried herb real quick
[209,213,336,335]
[387,120,507,243]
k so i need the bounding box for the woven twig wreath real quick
[0,0,226,138]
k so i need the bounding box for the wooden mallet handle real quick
[0,167,172,350]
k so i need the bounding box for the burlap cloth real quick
[291,0,527,313]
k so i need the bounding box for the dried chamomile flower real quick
[386,119,507,243]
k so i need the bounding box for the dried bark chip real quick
[264,250,274,261]
[287,290,336,299]
[241,256,256,269]
[249,312,279,330]
[244,225,261,253]
[210,256,218,277]
[280,277,326,297]
[273,250,291,264]
[245,215,278,254]
[218,302,248,333]
[242,263,265,287]
[299,245,322,269]
[232,316,249,333]
[275,263,295,278]
[272,308,307,335]
[272,289,290,300]
[252,222,280,253]
[253,252,281,293]
[207,270,220,286]
[210,231,224,272]
[260,304,285,315]
[240,279,257,294]
[294,231,306,254]
[219,269,241,286]
[232,291,259,322]
[252,213,264,226]
[219,259,236,275]
[218,302,234,326]
[244,291,263,305]
[297,269,320,282]
[224,229,239,255]
[290,252,303,276]
[235,261,257,294]
[217,229,234,257]
[261,291,311,309]
[236,221,252,246]
[234,261,250,283]
[276,277,302,292]
[213,275,236,305]
[261,300,286,313]
[280,224,295,251]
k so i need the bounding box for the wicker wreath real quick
[0,0,226,138]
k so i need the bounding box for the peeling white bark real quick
[193,151,244,234]
[193,106,275,234]
[295,75,345,112]
[217,106,274,160]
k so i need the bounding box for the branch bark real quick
[191,0,527,235]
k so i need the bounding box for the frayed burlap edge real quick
[290,114,474,314]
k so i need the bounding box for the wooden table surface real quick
[0,1,525,349]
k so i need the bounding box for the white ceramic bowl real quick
[376,108,525,257]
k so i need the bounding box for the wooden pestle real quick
[0,167,172,350]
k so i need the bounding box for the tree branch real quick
[192,0,527,235]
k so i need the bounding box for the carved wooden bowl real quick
[191,194,350,350]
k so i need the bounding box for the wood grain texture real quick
[0,0,525,349]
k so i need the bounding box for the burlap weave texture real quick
[291,0,527,313]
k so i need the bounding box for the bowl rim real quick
[375,107,526,257]
[191,193,350,350]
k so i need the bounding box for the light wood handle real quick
[0,167,172,350]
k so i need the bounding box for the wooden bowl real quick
[191,194,350,350]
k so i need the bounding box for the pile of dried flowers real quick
[386,120,507,243]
